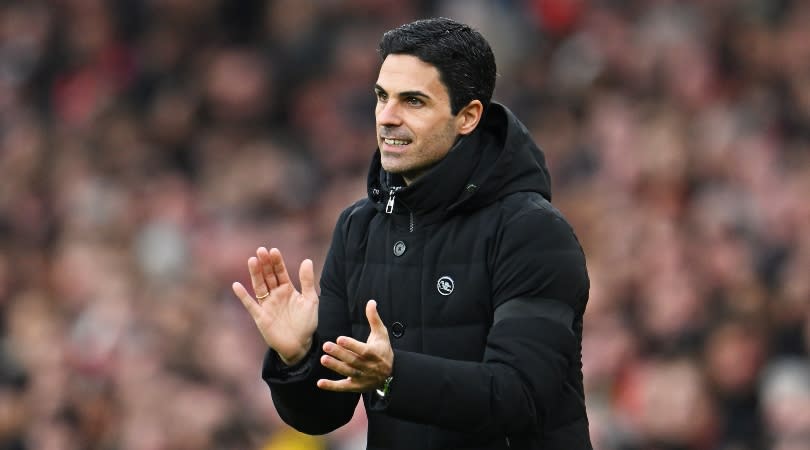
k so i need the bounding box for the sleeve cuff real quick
[261,337,320,384]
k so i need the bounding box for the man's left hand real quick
[317,300,394,393]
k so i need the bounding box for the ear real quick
[455,100,484,136]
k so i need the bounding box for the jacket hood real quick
[367,102,551,218]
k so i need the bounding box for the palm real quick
[255,282,318,359]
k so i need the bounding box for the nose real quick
[376,100,402,127]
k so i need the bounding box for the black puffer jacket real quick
[263,103,592,450]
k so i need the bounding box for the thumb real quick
[299,259,316,297]
[366,300,386,334]
[232,282,261,319]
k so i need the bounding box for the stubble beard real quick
[385,120,459,185]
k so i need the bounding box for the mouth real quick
[382,138,411,146]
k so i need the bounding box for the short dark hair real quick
[378,17,496,115]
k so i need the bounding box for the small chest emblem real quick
[393,240,407,256]
[437,276,454,296]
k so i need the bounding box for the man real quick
[232,17,592,450]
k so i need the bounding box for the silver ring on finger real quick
[256,291,270,300]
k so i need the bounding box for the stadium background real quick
[1,0,809,449]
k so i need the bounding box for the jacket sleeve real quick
[369,204,589,435]
[261,207,360,435]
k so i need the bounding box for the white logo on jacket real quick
[437,276,454,296]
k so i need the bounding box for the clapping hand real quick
[232,247,318,365]
[317,300,394,393]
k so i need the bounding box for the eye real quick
[405,96,423,107]
[375,91,388,102]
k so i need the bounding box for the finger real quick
[232,282,261,319]
[322,341,360,367]
[365,300,387,334]
[269,248,292,286]
[334,335,367,356]
[320,353,360,379]
[257,247,279,290]
[299,259,316,298]
[248,257,270,299]
[316,378,362,392]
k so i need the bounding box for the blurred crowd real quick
[0,0,809,449]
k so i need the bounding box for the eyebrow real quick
[374,84,431,100]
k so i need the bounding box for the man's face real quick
[374,54,459,184]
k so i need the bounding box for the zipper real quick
[385,189,396,214]
[385,187,414,232]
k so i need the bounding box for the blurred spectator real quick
[0,0,808,449]
[760,359,810,448]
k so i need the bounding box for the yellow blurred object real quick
[261,427,326,450]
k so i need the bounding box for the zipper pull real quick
[385,190,396,214]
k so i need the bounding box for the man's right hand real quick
[232,247,318,365]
